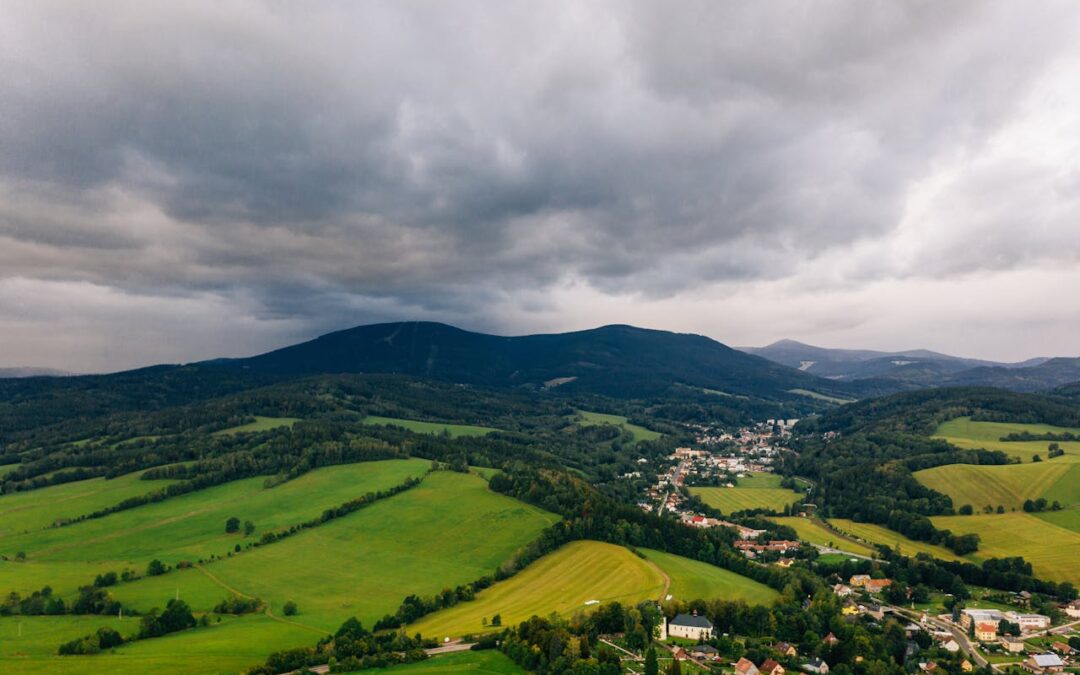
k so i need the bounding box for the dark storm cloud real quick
[2,0,1080,369]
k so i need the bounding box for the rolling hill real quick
[225,321,851,400]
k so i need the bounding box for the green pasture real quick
[576,411,662,443]
[787,389,855,405]
[690,473,801,514]
[933,417,1080,462]
[915,459,1080,513]
[638,548,779,604]
[931,513,1080,584]
[362,650,525,674]
[826,519,967,562]
[1,459,431,598]
[0,469,177,539]
[193,471,559,632]
[408,541,665,640]
[212,416,300,435]
[769,517,875,557]
[362,415,497,438]
[1036,507,1080,535]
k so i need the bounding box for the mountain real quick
[741,339,1059,389]
[0,367,72,378]
[228,321,851,399]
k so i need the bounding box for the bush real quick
[283,600,298,616]
[147,559,169,576]
[225,516,240,533]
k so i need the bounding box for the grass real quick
[915,459,1080,512]
[212,416,300,435]
[826,519,967,562]
[932,513,1080,584]
[787,389,855,405]
[769,517,876,557]
[360,650,525,674]
[409,541,666,640]
[933,417,1080,462]
[1036,507,1080,535]
[189,471,559,632]
[0,463,18,478]
[638,548,779,604]
[362,415,497,438]
[0,469,178,540]
[1,459,432,598]
[690,473,801,514]
[576,411,662,443]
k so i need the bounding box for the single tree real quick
[147,559,168,576]
[644,647,659,675]
[225,516,240,533]
[283,600,298,616]
[243,520,256,536]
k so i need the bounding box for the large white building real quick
[666,613,713,641]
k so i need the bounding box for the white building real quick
[1004,611,1051,632]
[667,613,713,641]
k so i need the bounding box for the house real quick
[773,642,798,658]
[667,613,713,641]
[1025,654,1065,673]
[760,658,785,675]
[860,603,886,621]
[975,622,998,642]
[941,639,961,653]
[776,557,794,568]
[735,657,761,675]
[1005,611,1052,632]
[693,645,721,661]
[960,659,974,672]
[1064,599,1080,619]
[1002,637,1026,653]
[841,600,859,616]
[832,584,853,598]
[849,575,871,587]
[1051,642,1074,656]
[960,608,1003,630]
[864,579,892,594]
[673,648,690,661]
[823,632,840,647]
[803,658,830,674]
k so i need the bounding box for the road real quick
[425,641,477,656]
[812,544,878,562]
[886,604,990,670]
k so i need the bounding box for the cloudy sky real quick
[3,1,1080,372]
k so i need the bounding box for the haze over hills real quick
[741,338,1075,391]
[0,367,72,379]
[226,321,852,400]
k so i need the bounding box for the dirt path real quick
[195,564,328,635]
[644,558,672,602]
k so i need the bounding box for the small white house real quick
[667,613,713,641]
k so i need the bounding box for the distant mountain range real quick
[225,321,851,400]
[741,339,1078,392]
[0,367,72,379]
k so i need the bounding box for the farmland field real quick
[769,517,875,557]
[932,513,1080,584]
[690,473,801,514]
[827,519,967,562]
[576,411,662,443]
[363,415,497,437]
[915,457,1080,512]
[638,548,779,604]
[212,416,300,435]
[932,417,1080,462]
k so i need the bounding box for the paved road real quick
[425,641,477,656]
[813,544,877,562]
[887,605,990,670]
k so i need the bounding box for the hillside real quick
[227,321,850,400]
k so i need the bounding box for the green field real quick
[915,458,1080,513]
[1,459,432,599]
[363,650,525,674]
[576,411,662,443]
[638,549,779,604]
[826,519,967,562]
[788,389,855,405]
[212,416,300,435]
[0,469,178,539]
[363,415,497,438]
[0,468,558,673]
[690,473,801,514]
[932,513,1080,584]
[933,417,1080,462]
[769,517,875,557]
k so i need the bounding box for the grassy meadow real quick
[362,649,525,674]
[690,472,801,514]
[915,456,1080,512]
[769,517,876,557]
[932,513,1080,584]
[826,519,967,562]
[638,548,779,604]
[212,416,300,435]
[932,417,1080,462]
[362,415,497,438]
[576,411,662,443]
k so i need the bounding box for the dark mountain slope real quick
[944,357,1080,392]
[230,321,849,399]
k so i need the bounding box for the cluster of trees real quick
[1,585,67,616]
[1022,498,1063,513]
[252,616,429,674]
[58,627,125,655]
[212,595,263,614]
[224,517,256,535]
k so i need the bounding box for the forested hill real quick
[225,321,851,399]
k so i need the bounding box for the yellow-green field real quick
[638,548,779,604]
[769,517,875,557]
[363,415,497,438]
[932,417,1080,462]
[212,416,300,435]
[409,541,777,640]
[576,411,662,443]
[932,513,1080,584]
[826,519,967,562]
[690,473,801,514]
[364,650,525,674]
[915,458,1080,513]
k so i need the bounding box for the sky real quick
[2,1,1080,373]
